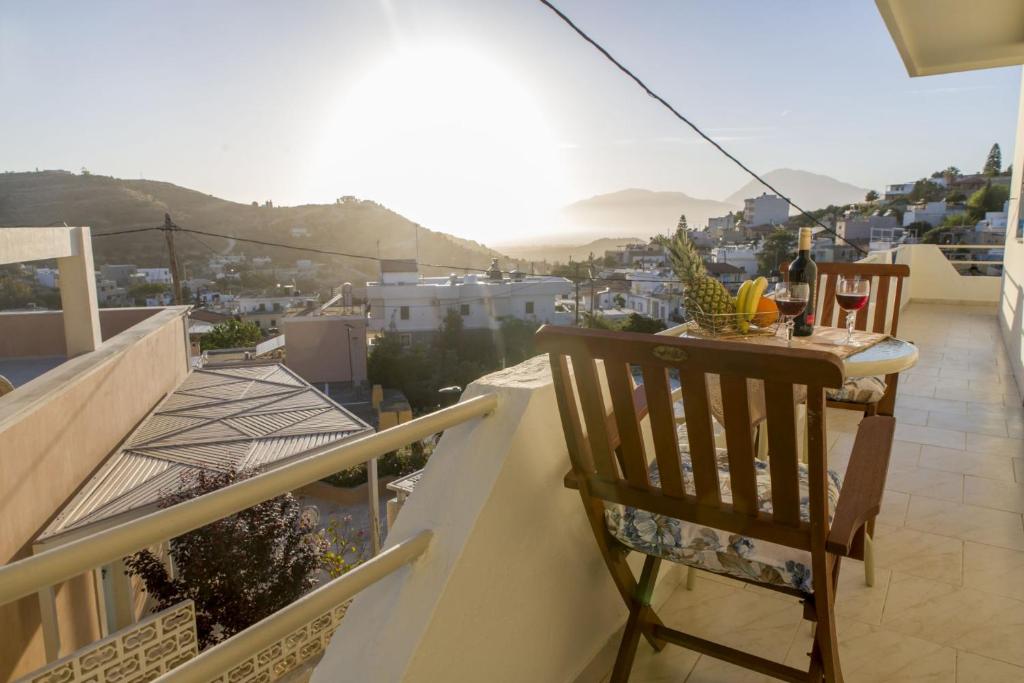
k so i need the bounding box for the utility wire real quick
[536,0,867,255]
[90,224,743,287]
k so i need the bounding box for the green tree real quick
[966,182,1009,220]
[907,179,944,203]
[984,143,1002,176]
[619,312,667,333]
[127,282,168,306]
[200,319,263,350]
[677,213,689,232]
[865,190,879,202]
[125,469,325,649]
[0,276,35,310]
[756,228,798,276]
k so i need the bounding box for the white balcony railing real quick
[0,394,496,682]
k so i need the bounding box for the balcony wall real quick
[0,307,165,358]
[313,356,683,683]
[0,306,190,681]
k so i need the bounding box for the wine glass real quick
[835,276,871,346]
[774,282,809,347]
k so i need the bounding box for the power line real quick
[536,0,867,256]
[89,223,746,287]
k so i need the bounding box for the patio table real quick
[661,324,919,427]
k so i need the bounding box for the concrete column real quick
[36,586,61,662]
[57,226,102,357]
[108,558,135,630]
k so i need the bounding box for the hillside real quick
[723,168,868,211]
[498,236,644,265]
[561,188,736,240]
[0,171,517,281]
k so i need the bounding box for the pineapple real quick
[656,229,735,329]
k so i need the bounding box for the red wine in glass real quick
[835,276,871,345]
[836,293,869,311]
[776,298,808,317]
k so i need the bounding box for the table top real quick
[666,323,919,378]
[841,336,919,377]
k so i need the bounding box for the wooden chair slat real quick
[820,273,837,328]
[606,361,649,488]
[718,376,759,515]
[891,273,905,335]
[641,365,686,498]
[873,275,891,334]
[570,354,618,481]
[549,354,594,476]
[763,381,801,527]
[677,369,721,506]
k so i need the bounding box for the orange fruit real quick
[753,296,779,327]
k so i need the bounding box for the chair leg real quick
[610,555,662,683]
[863,531,875,587]
[810,557,844,683]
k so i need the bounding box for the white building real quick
[35,267,59,289]
[710,246,759,278]
[903,201,953,227]
[366,259,573,345]
[236,295,315,315]
[976,201,1009,235]
[136,267,172,285]
[743,193,789,227]
[622,270,683,324]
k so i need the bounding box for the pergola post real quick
[57,226,101,357]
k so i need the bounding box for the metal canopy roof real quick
[39,364,373,544]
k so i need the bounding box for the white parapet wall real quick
[895,244,1001,305]
[312,355,681,682]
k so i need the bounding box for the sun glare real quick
[314,45,565,245]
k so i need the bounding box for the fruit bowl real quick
[685,304,779,339]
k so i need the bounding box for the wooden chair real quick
[782,261,911,416]
[536,325,895,682]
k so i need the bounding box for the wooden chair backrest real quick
[535,325,845,552]
[782,261,910,336]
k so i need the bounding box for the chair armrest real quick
[826,415,896,556]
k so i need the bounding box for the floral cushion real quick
[604,446,842,593]
[826,375,886,404]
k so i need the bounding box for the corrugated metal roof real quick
[39,364,374,543]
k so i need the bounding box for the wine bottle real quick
[788,227,817,337]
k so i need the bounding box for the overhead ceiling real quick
[877,0,1024,76]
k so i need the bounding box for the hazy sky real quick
[2,1,1020,244]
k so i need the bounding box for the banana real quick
[748,277,767,315]
[735,280,753,332]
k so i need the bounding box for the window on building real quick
[460,304,470,316]
[258,303,266,312]
[270,320,276,328]
[399,333,412,348]
[400,306,410,320]
[525,301,534,314]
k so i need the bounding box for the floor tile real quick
[963,541,1024,602]
[956,651,1024,682]
[885,468,963,502]
[878,490,910,527]
[967,434,1024,458]
[881,573,1024,667]
[903,496,1024,550]
[963,476,1024,513]
[917,445,1015,481]
[786,618,956,683]
[872,523,963,585]
[926,411,1007,438]
[893,424,966,450]
[1015,458,1024,483]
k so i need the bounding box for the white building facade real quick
[366,261,573,344]
[743,193,789,227]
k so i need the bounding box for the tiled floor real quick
[608,303,1024,682]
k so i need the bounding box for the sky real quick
[1,1,1021,245]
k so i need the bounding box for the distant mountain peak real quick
[723,169,868,209]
